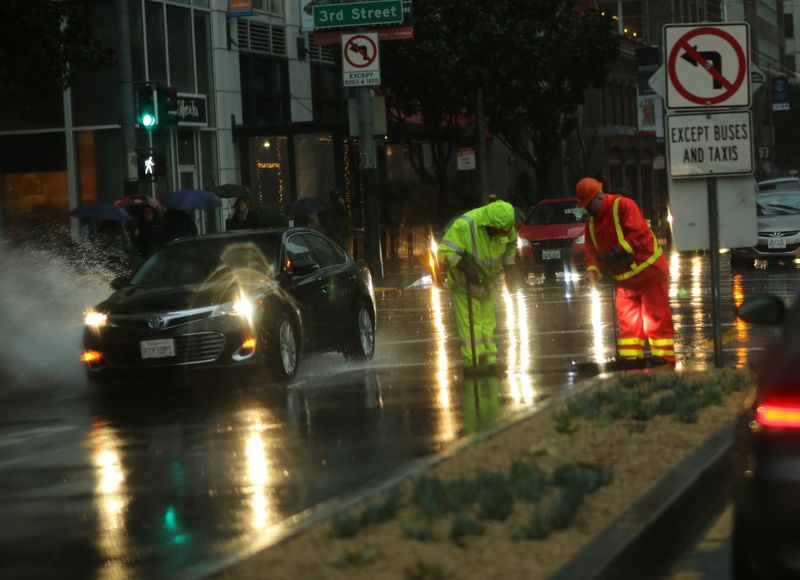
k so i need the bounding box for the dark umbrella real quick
[163,189,222,211]
[114,195,162,210]
[213,184,252,199]
[70,203,134,222]
[289,196,329,217]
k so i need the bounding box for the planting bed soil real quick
[220,369,752,580]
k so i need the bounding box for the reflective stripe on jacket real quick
[584,194,664,282]
[437,200,517,291]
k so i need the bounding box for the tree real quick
[381,0,618,207]
[480,1,618,199]
[0,0,115,106]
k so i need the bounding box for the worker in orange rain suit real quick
[576,177,676,366]
[437,200,519,371]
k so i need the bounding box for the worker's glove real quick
[504,265,524,289]
[602,246,634,268]
[456,259,481,286]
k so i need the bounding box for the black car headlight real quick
[84,310,108,328]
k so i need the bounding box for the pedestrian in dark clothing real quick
[322,190,348,247]
[131,205,162,258]
[226,196,259,231]
[161,208,198,243]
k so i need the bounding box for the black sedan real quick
[733,292,800,579]
[82,228,376,382]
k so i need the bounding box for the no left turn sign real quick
[342,32,381,87]
[664,23,750,109]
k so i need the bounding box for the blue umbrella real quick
[163,189,222,211]
[70,203,134,222]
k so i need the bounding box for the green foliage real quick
[443,477,479,512]
[476,472,514,521]
[328,546,379,568]
[675,398,700,423]
[450,513,485,541]
[413,476,447,519]
[509,460,549,502]
[655,393,678,415]
[360,488,404,526]
[0,0,115,105]
[554,410,574,434]
[402,519,436,542]
[404,559,451,580]
[330,511,361,538]
[549,485,585,530]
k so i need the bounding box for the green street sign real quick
[313,0,403,30]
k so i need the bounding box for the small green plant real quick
[675,398,700,423]
[631,399,659,421]
[700,385,724,406]
[328,546,379,568]
[655,393,677,415]
[413,476,446,519]
[512,507,552,540]
[509,460,549,502]
[477,477,514,521]
[402,519,436,542]
[330,511,361,538]
[443,477,479,511]
[404,559,451,580]
[549,485,585,530]
[554,410,574,433]
[359,488,403,526]
[450,513,485,541]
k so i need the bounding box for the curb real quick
[193,375,609,579]
[551,422,733,580]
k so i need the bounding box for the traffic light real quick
[159,85,179,127]
[136,84,158,129]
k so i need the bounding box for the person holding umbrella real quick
[436,200,520,373]
[131,205,163,258]
[226,196,259,231]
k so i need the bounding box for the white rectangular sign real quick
[663,23,750,109]
[666,110,753,178]
[668,176,757,251]
[342,32,381,87]
[456,147,476,170]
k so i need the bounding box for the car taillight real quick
[756,400,800,428]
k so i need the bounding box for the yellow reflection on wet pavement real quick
[242,409,272,532]
[430,286,457,441]
[731,273,750,368]
[91,420,129,580]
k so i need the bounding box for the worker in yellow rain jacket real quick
[437,200,519,371]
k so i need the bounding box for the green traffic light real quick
[141,113,156,128]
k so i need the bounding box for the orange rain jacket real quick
[583,194,666,283]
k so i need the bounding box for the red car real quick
[516,197,587,274]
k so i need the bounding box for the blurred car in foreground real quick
[516,198,586,274]
[756,177,800,193]
[82,228,375,382]
[733,292,800,578]
[730,190,800,266]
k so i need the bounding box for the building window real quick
[311,63,344,122]
[146,1,168,85]
[757,0,778,26]
[240,53,291,124]
[167,5,195,93]
[785,13,794,39]
[75,129,123,205]
[253,0,285,16]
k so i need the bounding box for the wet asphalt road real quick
[0,253,797,579]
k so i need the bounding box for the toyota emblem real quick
[148,315,166,330]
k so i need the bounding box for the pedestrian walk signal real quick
[137,149,166,180]
[137,84,158,129]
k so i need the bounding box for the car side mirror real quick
[110,276,128,290]
[288,254,320,276]
[737,295,786,325]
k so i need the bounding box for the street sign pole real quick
[707,176,724,367]
[358,80,383,279]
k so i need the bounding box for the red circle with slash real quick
[344,35,378,69]
[668,27,746,105]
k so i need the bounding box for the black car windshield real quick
[756,194,800,216]
[130,237,279,286]
[526,201,586,226]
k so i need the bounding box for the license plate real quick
[140,338,176,359]
[542,249,562,260]
[768,238,787,249]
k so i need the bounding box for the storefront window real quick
[294,133,335,200]
[0,133,69,235]
[250,136,290,208]
[167,5,195,93]
[75,130,124,204]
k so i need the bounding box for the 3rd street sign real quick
[314,0,403,30]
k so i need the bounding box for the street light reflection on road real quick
[241,408,275,534]
[502,286,535,406]
[91,420,130,580]
[430,286,457,442]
